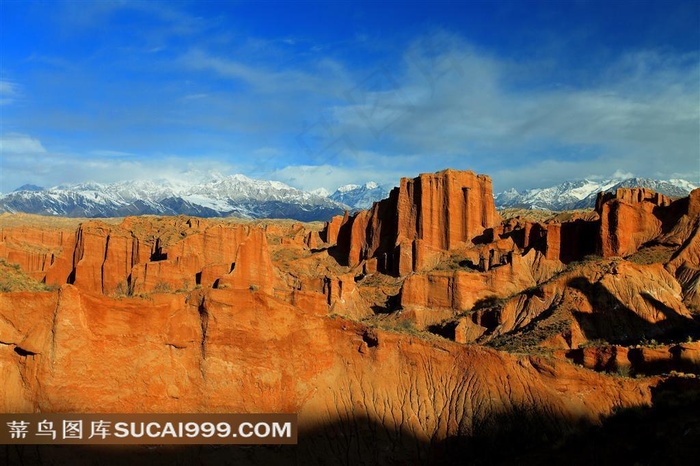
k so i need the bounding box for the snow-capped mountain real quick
[0,174,347,221]
[327,182,391,210]
[309,187,331,198]
[495,177,698,211]
[13,184,44,192]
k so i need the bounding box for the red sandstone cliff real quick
[1,284,656,463]
[596,187,698,258]
[325,169,501,275]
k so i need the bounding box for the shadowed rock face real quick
[1,171,700,464]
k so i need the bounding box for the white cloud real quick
[0,80,20,105]
[0,133,46,153]
[179,49,347,95]
[0,133,241,193]
[611,169,636,179]
[182,93,208,100]
[89,149,136,158]
[270,163,400,192]
[313,34,699,189]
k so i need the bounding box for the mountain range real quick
[0,175,346,222]
[326,182,391,210]
[494,177,698,210]
[0,174,696,220]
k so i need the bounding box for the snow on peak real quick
[495,177,698,211]
[337,184,361,193]
[329,181,390,210]
[0,173,348,221]
[310,187,331,197]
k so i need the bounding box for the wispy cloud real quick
[270,164,399,192]
[310,33,700,190]
[179,48,348,96]
[0,80,20,105]
[54,0,208,37]
[89,149,136,158]
[0,133,238,193]
[182,93,209,101]
[0,133,45,153]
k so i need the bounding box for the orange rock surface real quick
[596,187,692,258]
[0,286,655,449]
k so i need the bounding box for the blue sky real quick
[1,0,698,193]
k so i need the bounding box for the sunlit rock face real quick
[2,172,699,464]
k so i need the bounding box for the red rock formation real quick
[0,217,281,298]
[596,188,677,257]
[322,213,346,245]
[689,188,700,218]
[0,225,76,284]
[568,341,700,376]
[661,189,700,309]
[480,259,697,349]
[324,169,501,275]
[322,273,372,319]
[541,220,598,263]
[397,169,499,250]
[595,187,672,212]
[305,230,322,249]
[4,182,700,464]
[598,199,662,257]
[453,316,490,343]
[217,228,276,294]
[290,289,328,316]
[399,248,565,328]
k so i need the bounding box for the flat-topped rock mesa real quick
[324,169,501,275]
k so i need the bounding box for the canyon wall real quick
[1,284,656,464]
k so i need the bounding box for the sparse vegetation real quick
[627,244,675,265]
[396,319,418,334]
[433,253,479,272]
[487,310,572,353]
[153,281,173,293]
[112,279,136,298]
[0,259,56,292]
[498,208,596,223]
[360,314,442,340]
